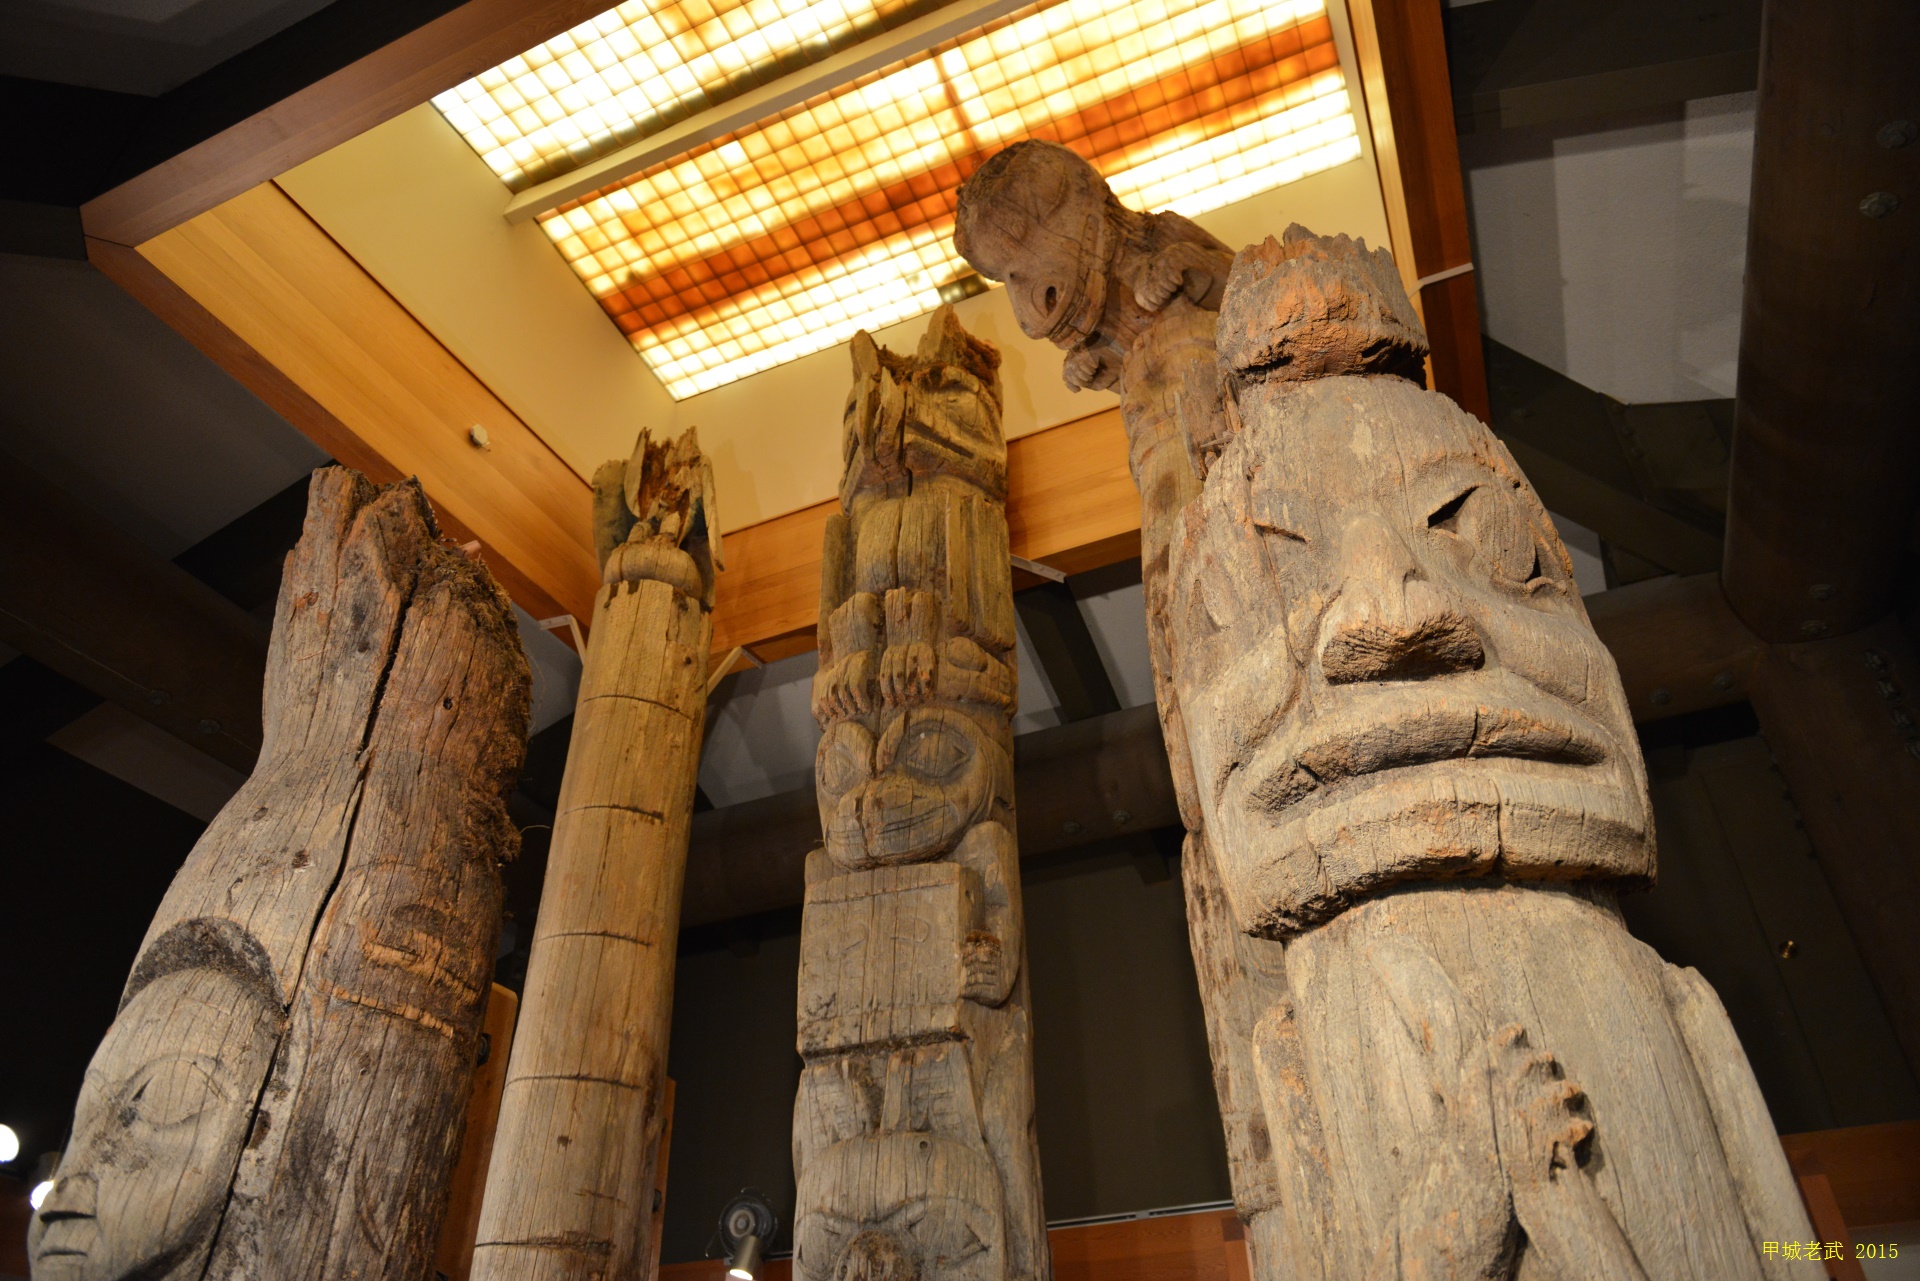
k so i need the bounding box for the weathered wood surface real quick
[956,140,1292,1263]
[794,306,1049,1281]
[473,429,718,1281]
[1155,227,1817,1278]
[435,984,521,1281]
[29,467,530,1281]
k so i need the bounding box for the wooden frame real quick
[80,0,619,247]
[1347,0,1491,422]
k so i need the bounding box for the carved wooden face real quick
[1169,376,1653,935]
[817,707,1013,868]
[953,146,1109,352]
[30,967,279,1281]
[795,1132,1007,1281]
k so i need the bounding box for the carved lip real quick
[1233,675,1614,818]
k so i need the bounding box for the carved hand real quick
[1490,1025,1650,1281]
[1135,241,1222,313]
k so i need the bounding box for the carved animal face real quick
[842,322,1006,504]
[1168,376,1653,934]
[31,967,279,1281]
[795,1132,1007,1281]
[953,142,1110,352]
[818,707,1012,868]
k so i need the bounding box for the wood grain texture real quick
[473,430,717,1281]
[79,0,620,246]
[1345,0,1490,422]
[436,984,521,1281]
[120,182,598,627]
[28,467,530,1281]
[795,307,1049,1281]
[1162,231,1812,1279]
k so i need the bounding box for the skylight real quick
[433,0,946,190]
[439,0,1360,399]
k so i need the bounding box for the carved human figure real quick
[794,306,1048,1281]
[955,140,1293,1259]
[30,471,529,1281]
[1160,228,1819,1279]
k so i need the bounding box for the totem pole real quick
[954,141,1293,1261]
[474,428,719,1281]
[30,469,530,1281]
[1161,229,1817,1278]
[793,306,1049,1281]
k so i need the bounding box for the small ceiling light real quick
[719,1189,779,1280]
[29,1180,53,1211]
[0,1124,18,1163]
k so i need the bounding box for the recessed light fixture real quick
[0,1124,18,1164]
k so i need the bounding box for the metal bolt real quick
[197,719,221,735]
[1061,820,1082,836]
[1712,671,1735,692]
[1650,687,1673,707]
[1112,809,1131,826]
[1777,939,1798,961]
[1808,582,1836,600]
[1800,619,1830,636]
[1860,191,1901,219]
[147,689,170,706]
[469,424,493,450]
[1877,120,1917,149]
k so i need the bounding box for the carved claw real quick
[959,930,1010,1005]
[1061,348,1105,391]
[814,651,878,721]
[1491,1024,1593,1179]
[879,642,937,706]
[1489,1024,1650,1281]
[1135,242,1221,313]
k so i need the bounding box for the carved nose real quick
[1317,518,1484,685]
[36,1172,96,1221]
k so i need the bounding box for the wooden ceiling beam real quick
[79,0,619,246]
[94,182,600,630]
[0,450,269,774]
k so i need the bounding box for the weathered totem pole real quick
[955,141,1294,1262]
[30,469,531,1281]
[473,428,719,1281]
[958,142,1818,1279]
[1173,232,1819,1278]
[793,306,1049,1281]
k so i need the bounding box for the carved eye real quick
[121,1059,221,1129]
[899,716,970,779]
[1427,487,1474,533]
[1426,483,1542,587]
[817,722,874,798]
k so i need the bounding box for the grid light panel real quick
[532,0,1359,397]
[433,0,938,190]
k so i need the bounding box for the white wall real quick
[1462,91,1756,403]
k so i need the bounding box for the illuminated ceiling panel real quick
[444,0,1361,398]
[433,0,942,190]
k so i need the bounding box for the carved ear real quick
[623,427,655,516]
[851,329,881,380]
[916,304,965,365]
